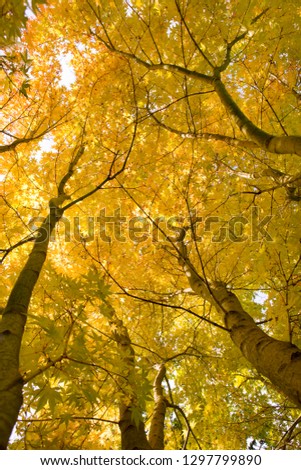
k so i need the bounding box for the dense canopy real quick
[1,0,301,450]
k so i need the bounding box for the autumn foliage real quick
[1,0,301,450]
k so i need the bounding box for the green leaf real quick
[19,80,30,97]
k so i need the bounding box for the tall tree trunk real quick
[0,209,61,449]
[118,405,152,450]
[149,364,167,450]
[103,300,152,450]
[0,143,85,449]
[178,241,301,408]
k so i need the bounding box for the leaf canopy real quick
[1,0,301,450]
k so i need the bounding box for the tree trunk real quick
[0,142,85,449]
[178,241,301,408]
[0,209,60,449]
[103,300,152,450]
[119,405,152,450]
[149,364,167,450]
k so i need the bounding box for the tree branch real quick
[166,401,202,450]
[147,105,259,150]
[90,10,301,157]
[0,234,37,264]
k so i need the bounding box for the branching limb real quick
[88,19,213,85]
[216,8,270,74]
[166,401,202,450]
[146,105,259,150]
[19,416,119,424]
[275,414,301,449]
[89,5,301,157]
[63,81,137,212]
[0,234,37,264]
[174,0,215,70]
[0,110,71,154]
[81,241,229,332]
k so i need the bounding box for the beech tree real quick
[1,0,301,450]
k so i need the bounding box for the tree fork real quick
[93,25,301,158]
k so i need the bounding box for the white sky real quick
[58,53,76,89]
